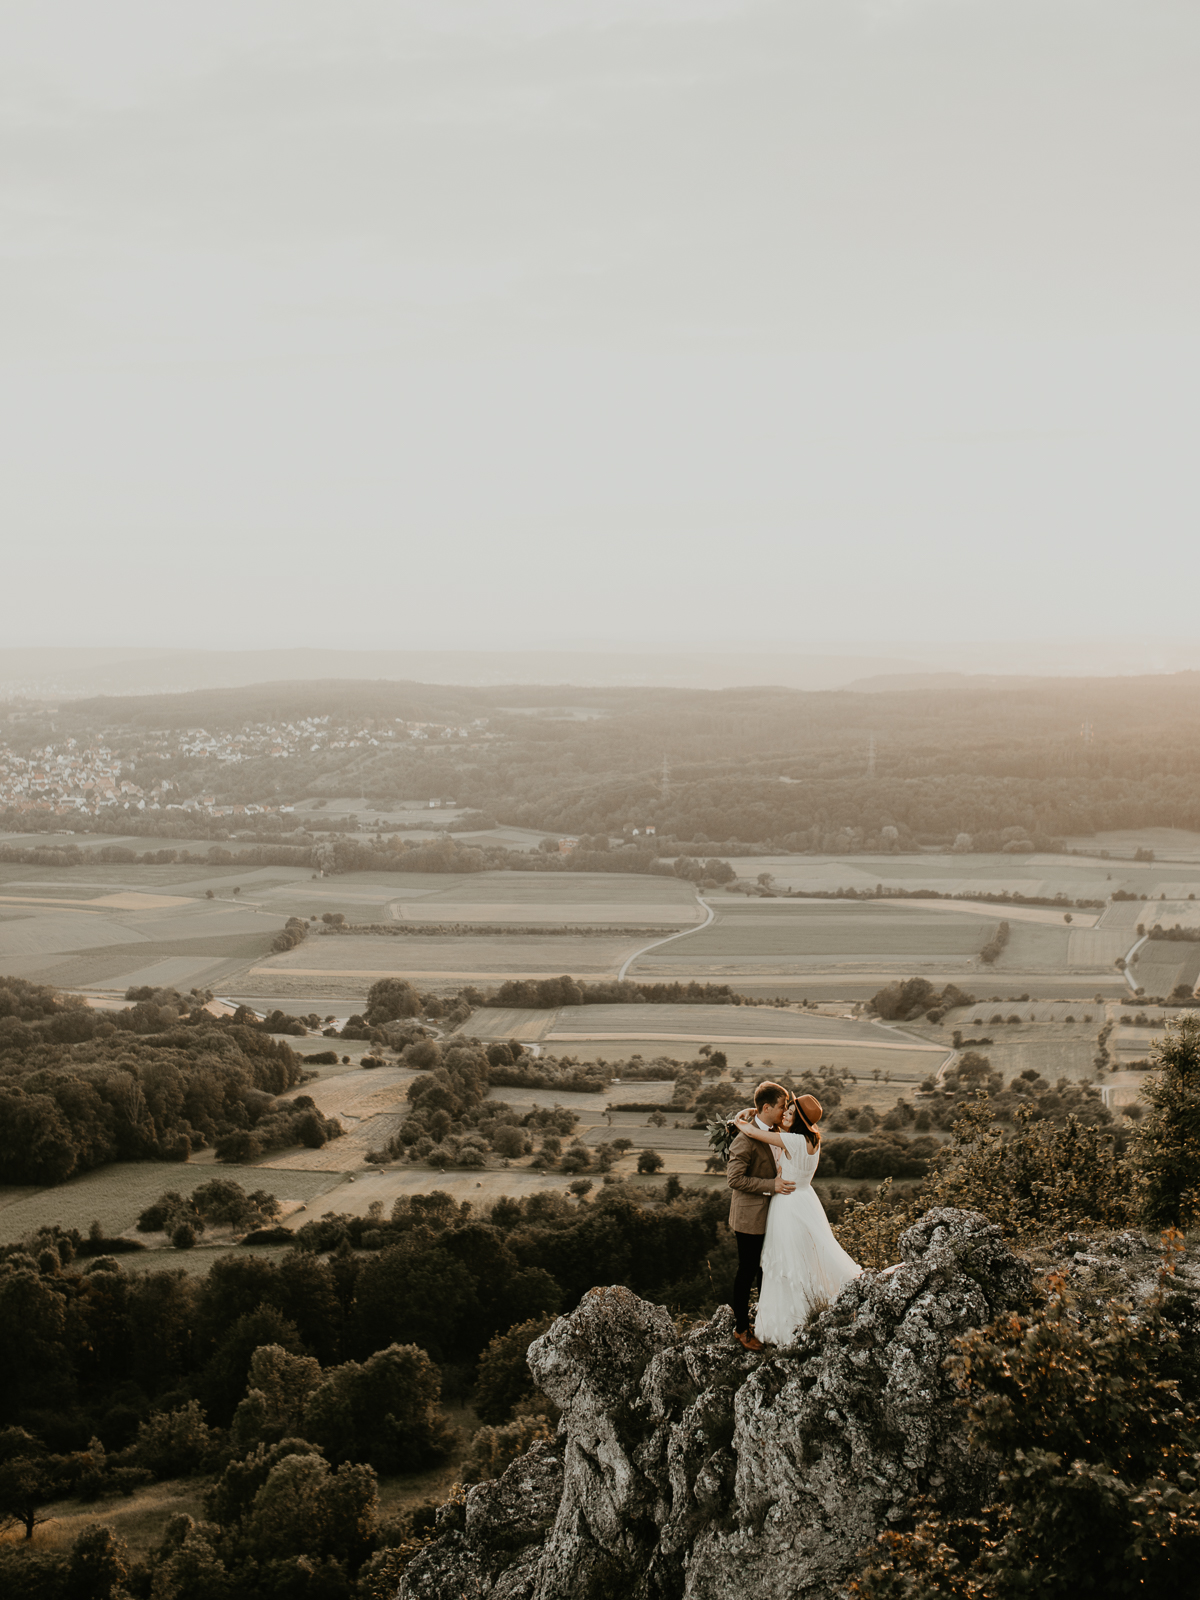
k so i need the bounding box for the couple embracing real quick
[727,1080,862,1351]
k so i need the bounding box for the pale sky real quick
[1,1,1197,654]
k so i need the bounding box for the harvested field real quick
[388,901,697,925]
[1130,944,1192,996]
[974,1037,1106,1083]
[979,920,1072,972]
[0,1160,340,1245]
[260,1063,417,1170]
[1067,928,1131,968]
[1097,901,1144,929]
[1062,829,1200,863]
[246,931,644,990]
[278,1164,618,1220]
[730,849,1200,904]
[632,902,992,968]
[31,932,277,989]
[401,873,698,908]
[462,1007,558,1040]
[543,1000,930,1044]
[871,898,1098,927]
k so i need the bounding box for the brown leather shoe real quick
[734,1329,764,1352]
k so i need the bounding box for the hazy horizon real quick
[3,1,1198,650]
[7,639,1200,700]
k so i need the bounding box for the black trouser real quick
[733,1230,765,1332]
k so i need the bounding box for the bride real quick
[734,1094,862,1346]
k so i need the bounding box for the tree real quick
[131,1401,217,1480]
[230,1345,323,1455]
[364,979,421,1026]
[637,1149,664,1175]
[559,1141,593,1174]
[473,1317,556,1426]
[0,1428,55,1540]
[956,1050,993,1088]
[243,1451,378,1569]
[352,1243,478,1364]
[67,1523,129,1599]
[0,1087,78,1183]
[304,1344,456,1474]
[1132,1016,1200,1228]
[145,1523,233,1600]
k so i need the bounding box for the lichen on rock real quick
[398,1208,1033,1600]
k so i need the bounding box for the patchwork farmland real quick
[2,832,1196,1251]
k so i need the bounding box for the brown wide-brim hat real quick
[796,1094,823,1125]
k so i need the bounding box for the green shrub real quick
[463,1414,555,1484]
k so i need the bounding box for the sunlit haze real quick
[2,0,1198,659]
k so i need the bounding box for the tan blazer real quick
[727,1130,779,1235]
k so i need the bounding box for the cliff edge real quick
[400,1208,1033,1600]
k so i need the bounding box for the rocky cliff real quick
[399,1208,1035,1600]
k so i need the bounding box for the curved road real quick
[1122,933,1149,993]
[618,893,715,982]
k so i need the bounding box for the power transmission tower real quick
[866,735,876,779]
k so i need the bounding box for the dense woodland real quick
[0,981,339,1185]
[8,672,1200,851]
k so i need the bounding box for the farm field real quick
[729,849,1200,901]
[634,901,993,973]
[983,919,1073,971]
[244,932,645,995]
[1060,828,1200,862]
[256,870,701,924]
[1067,927,1130,968]
[0,850,1189,1028]
[1129,943,1200,997]
[536,1002,904,1045]
[0,1159,340,1246]
[630,896,1107,979]
[463,1003,947,1080]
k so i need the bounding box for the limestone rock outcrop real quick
[399,1208,1033,1600]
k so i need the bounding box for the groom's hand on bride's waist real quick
[773,1175,795,1193]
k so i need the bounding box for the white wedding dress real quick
[754,1130,862,1346]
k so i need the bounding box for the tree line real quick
[16,671,1200,852]
[0,980,335,1184]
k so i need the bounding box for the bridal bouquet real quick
[706,1116,738,1166]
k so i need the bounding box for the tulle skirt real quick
[754,1186,862,1347]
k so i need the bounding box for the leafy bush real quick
[853,1240,1200,1599]
[463,1414,555,1483]
[1131,1015,1200,1228]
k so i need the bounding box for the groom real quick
[727,1081,794,1351]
